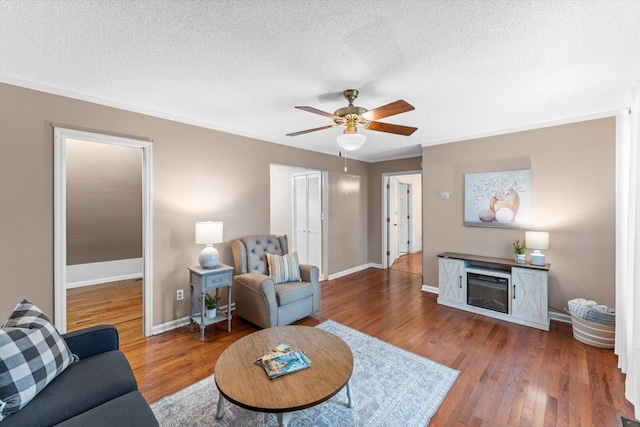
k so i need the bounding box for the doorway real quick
[54,128,153,336]
[270,165,324,278]
[382,171,422,274]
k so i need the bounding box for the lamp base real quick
[530,250,546,266]
[199,245,220,269]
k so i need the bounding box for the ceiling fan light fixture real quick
[337,132,365,151]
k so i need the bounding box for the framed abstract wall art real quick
[464,169,531,228]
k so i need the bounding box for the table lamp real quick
[525,231,549,266]
[196,221,223,268]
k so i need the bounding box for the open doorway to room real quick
[270,164,324,279]
[54,128,153,340]
[382,171,422,274]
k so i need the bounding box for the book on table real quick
[255,343,312,379]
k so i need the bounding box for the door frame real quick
[54,127,154,336]
[381,170,421,269]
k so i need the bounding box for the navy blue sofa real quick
[2,325,158,427]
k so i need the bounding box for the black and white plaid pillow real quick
[0,298,77,420]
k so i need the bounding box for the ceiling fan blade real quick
[295,106,342,120]
[367,121,417,136]
[361,100,414,121]
[286,124,337,137]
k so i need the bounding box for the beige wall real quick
[0,83,370,324]
[1,82,615,325]
[326,172,368,273]
[422,117,616,312]
[269,164,296,238]
[367,157,423,265]
[66,138,142,264]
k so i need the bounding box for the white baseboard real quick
[66,258,143,289]
[421,284,439,294]
[550,310,572,324]
[327,263,379,280]
[152,316,190,335]
[151,303,235,336]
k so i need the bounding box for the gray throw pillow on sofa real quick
[0,298,77,420]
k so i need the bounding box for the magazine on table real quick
[255,343,312,379]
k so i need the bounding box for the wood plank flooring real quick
[66,268,635,426]
[391,251,422,274]
[67,278,143,344]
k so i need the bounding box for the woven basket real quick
[565,308,615,349]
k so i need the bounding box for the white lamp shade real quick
[525,231,549,250]
[337,133,366,151]
[196,221,223,244]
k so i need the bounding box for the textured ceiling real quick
[1,0,639,162]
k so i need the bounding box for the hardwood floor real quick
[67,278,143,344]
[66,269,634,426]
[390,251,422,274]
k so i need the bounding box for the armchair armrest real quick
[299,264,321,313]
[62,324,119,360]
[233,273,278,328]
[234,273,276,298]
[299,264,319,283]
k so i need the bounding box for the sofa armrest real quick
[62,324,119,359]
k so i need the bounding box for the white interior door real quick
[294,175,308,262]
[293,172,322,270]
[389,179,398,266]
[398,183,409,254]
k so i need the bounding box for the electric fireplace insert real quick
[466,267,511,314]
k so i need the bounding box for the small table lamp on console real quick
[196,221,223,268]
[525,231,549,266]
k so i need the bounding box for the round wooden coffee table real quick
[214,325,354,426]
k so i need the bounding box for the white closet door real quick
[292,172,322,269]
[293,175,308,263]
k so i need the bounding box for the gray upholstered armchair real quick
[231,235,320,329]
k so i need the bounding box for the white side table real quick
[189,264,234,341]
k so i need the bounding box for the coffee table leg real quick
[277,412,291,427]
[216,394,225,419]
[347,378,354,408]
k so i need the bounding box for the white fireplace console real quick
[437,252,550,331]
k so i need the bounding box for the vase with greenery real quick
[513,239,526,263]
[200,293,219,318]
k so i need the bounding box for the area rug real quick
[151,320,459,426]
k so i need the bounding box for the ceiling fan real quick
[286,89,417,151]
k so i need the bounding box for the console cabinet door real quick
[438,258,465,303]
[511,267,548,324]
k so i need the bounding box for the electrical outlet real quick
[176,289,184,301]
